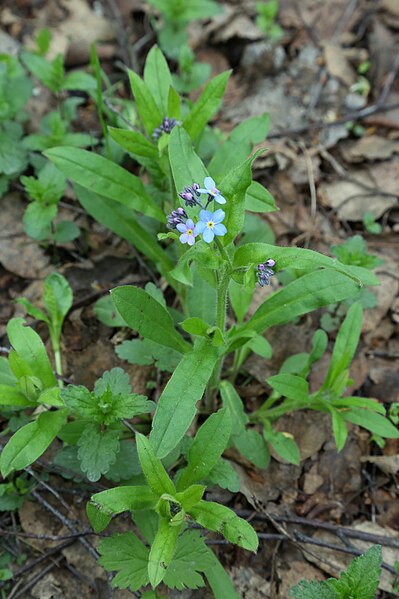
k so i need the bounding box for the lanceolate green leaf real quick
[136,434,176,497]
[222,149,266,245]
[219,380,248,436]
[0,385,35,407]
[178,408,231,490]
[322,302,362,392]
[88,486,158,532]
[128,70,163,137]
[108,128,159,159]
[203,547,240,599]
[74,186,175,289]
[44,147,164,222]
[183,71,231,140]
[111,286,191,354]
[144,45,173,115]
[188,500,258,552]
[242,269,363,335]
[267,374,309,403]
[150,340,219,458]
[245,181,277,213]
[7,318,56,389]
[233,243,379,287]
[169,127,208,196]
[148,519,181,587]
[0,409,67,477]
[343,408,399,438]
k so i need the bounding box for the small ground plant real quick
[0,45,397,596]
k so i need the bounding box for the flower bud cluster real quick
[257,259,276,286]
[152,117,178,139]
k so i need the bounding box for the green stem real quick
[206,262,230,411]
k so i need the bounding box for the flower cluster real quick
[167,177,227,245]
[152,117,178,139]
[256,259,276,286]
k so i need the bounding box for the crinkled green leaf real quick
[77,424,120,481]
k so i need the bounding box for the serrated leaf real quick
[289,579,339,598]
[329,545,382,599]
[164,530,213,590]
[77,424,120,481]
[98,532,149,591]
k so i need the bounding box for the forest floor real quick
[0,0,398,597]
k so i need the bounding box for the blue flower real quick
[176,219,197,246]
[197,177,226,205]
[194,209,227,243]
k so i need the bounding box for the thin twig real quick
[267,101,399,139]
[30,490,99,562]
[235,509,399,549]
[8,555,64,599]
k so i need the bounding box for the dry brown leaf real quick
[323,42,357,87]
[301,521,399,593]
[279,560,325,597]
[340,135,399,162]
[319,174,397,220]
[274,412,330,461]
[361,454,399,475]
[0,193,51,279]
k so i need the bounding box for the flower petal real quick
[187,235,196,246]
[186,219,195,229]
[204,176,215,191]
[194,221,206,234]
[212,209,225,224]
[179,233,189,244]
[203,228,215,243]
[199,209,213,222]
[176,223,187,233]
[213,224,227,236]
[214,194,226,204]
[197,188,208,194]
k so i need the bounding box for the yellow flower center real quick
[187,229,193,235]
[207,221,214,228]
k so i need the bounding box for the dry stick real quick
[267,101,399,139]
[377,52,399,107]
[30,490,99,562]
[0,528,95,542]
[8,555,64,599]
[299,141,317,248]
[103,0,134,70]
[235,509,399,549]
[7,538,76,584]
